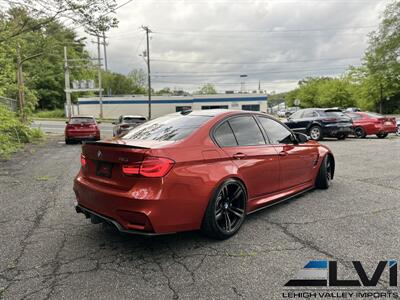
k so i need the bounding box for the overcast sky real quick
[79,0,390,93]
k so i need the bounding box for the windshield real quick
[70,117,95,124]
[122,114,212,141]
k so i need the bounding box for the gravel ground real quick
[0,135,399,300]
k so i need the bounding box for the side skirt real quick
[246,186,314,215]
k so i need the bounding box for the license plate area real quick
[96,161,113,178]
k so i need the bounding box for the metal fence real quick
[0,96,17,112]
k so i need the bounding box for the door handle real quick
[279,151,288,156]
[233,153,246,160]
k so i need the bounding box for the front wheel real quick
[309,126,323,141]
[354,127,366,139]
[201,179,247,240]
[316,155,332,189]
[377,133,388,139]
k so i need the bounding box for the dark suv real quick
[284,108,353,140]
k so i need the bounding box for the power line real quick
[151,56,361,65]
[151,65,357,78]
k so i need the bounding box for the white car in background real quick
[397,118,400,135]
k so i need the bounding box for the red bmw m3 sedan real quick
[74,110,334,239]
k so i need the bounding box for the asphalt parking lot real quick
[0,135,399,299]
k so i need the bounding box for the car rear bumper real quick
[375,124,397,134]
[73,173,203,234]
[66,132,100,140]
[75,205,163,235]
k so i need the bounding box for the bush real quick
[0,105,45,159]
[33,109,65,118]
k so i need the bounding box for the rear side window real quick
[70,117,95,124]
[122,114,212,141]
[228,116,265,146]
[214,122,237,147]
[258,117,293,144]
[302,110,317,118]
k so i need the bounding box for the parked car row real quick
[283,108,398,140]
[65,111,399,144]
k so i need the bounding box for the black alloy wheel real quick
[354,127,366,139]
[202,179,247,239]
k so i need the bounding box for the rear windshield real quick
[70,117,95,124]
[123,117,146,123]
[122,114,212,141]
[365,112,383,118]
[346,113,362,120]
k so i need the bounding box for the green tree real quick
[195,83,217,95]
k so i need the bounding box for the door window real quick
[228,116,265,146]
[214,122,237,147]
[257,117,293,144]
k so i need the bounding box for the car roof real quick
[120,115,146,118]
[71,116,95,119]
[181,109,262,117]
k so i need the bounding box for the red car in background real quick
[74,110,334,239]
[65,116,101,144]
[345,112,397,138]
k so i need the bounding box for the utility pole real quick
[102,31,108,72]
[64,47,72,119]
[16,45,24,119]
[96,35,103,118]
[379,82,383,114]
[142,25,152,120]
[16,45,42,121]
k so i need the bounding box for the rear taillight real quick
[81,154,87,167]
[122,157,175,178]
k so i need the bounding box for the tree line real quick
[283,1,400,113]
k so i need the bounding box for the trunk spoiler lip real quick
[83,141,150,149]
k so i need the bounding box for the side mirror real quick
[295,133,309,143]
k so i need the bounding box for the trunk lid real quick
[81,139,175,191]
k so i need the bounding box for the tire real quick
[309,125,323,141]
[354,127,366,139]
[337,134,347,140]
[65,138,71,144]
[397,126,400,136]
[315,155,332,189]
[201,179,247,240]
[376,133,388,139]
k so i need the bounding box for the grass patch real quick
[0,105,45,159]
[33,109,65,118]
[36,175,49,181]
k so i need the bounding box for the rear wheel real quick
[316,155,332,189]
[354,127,366,139]
[65,138,71,144]
[309,126,323,141]
[377,133,388,139]
[201,179,246,240]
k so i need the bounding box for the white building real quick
[76,94,268,119]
